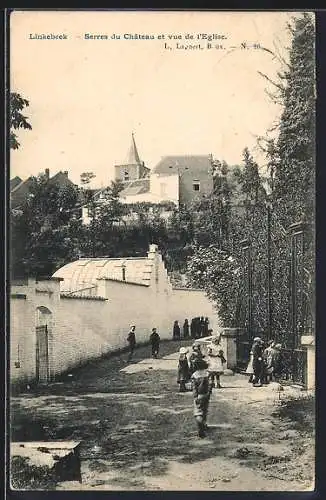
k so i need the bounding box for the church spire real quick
[125,132,141,165]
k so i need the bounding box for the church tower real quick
[114,133,150,183]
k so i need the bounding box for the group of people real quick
[246,337,283,387]
[126,324,161,362]
[172,317,210,341]
[177,334,227,438]
[126,324,228,439]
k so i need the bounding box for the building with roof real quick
[82,134,215,224]
[10,244,220,385]
[10,168,75,210]
[151,154,214,205]
[114,132,150,184]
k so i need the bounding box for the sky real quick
[10,10,304,188]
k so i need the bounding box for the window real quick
[160,183,167,197]
[193,180,200,191]
[124,171,130,181]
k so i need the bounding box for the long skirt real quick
[245,353,254,374]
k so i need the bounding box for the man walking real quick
[150,327,160,358]
[127,325,136,362]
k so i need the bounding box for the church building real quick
[82,134,215,224]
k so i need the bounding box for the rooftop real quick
[52,252,156,293]
[123,133,142,165]
[153,155,212,176]
[120,178,150,197]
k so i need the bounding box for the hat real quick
[179,347,188,354]
[253,337,261,342]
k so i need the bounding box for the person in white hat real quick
[177,347,190,392]
[126,325,136,362]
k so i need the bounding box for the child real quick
[207,336,226,388]
[150,327,160,359]
[177,347,190,392]
[191,357,213,438]
[189,343,205,376]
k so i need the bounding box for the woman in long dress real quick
[173,320,181,340]
[177,347,190,392]
[183,319,190,339]
[245,349,254,383]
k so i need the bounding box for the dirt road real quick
[11,341,315,491]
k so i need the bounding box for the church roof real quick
[52,255,154,293]
[153,155,212,176]
[124,133,141,165]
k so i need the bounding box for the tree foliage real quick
[10,175,82,277]
[185,13,315,341]
[10,92,32,149]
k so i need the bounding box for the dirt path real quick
[11,341,315,491]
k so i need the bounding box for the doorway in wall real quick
[35,306,52,383]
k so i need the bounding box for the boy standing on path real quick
[127,325,136,362]
[191,357,213,438]
[150,327,160,358]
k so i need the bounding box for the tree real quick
[10,92,32,149]
[10,174,82,277]
[186,246,241,326]
[274,13,315,226]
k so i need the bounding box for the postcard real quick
[8,9,315,491]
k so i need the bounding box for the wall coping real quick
[10,293,27,299]
[60,294,108,301]
[172,287,206,292]
[98,277,149,287]
[220,327,241,337]
[301,335,315,346]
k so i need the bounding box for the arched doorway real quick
[35,306,52,383]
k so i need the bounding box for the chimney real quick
[63,171,68,177]
[45,168,50,180]
[148,244,158,258]
[148,244,159,285]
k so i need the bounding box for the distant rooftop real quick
[153,155,212,176]
[120,178,150,197]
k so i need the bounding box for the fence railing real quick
[278,347,308,387]
[236,340,308,388]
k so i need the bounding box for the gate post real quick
[240,239,252,340]
[301,335,315,390]
[288,221,305,349]
[219,328,239,370]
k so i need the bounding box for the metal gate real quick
[234,204,312,387]
[36,325,49,383]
